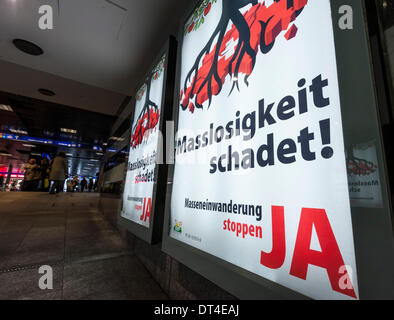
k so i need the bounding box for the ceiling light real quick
[22,144,36,148]
[0,153,12,157]
[13,39,44,56]
[0,105,13,112]
[61,128,77,134]
[38,88,55,96]
[96,152,104,156]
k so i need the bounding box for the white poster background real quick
[170,0,359,300]
[121,58,165,228]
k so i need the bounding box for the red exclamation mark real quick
[319,119,334,159]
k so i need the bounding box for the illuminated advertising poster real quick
[169,0,358,299]
[347,142,383,208]
[121,55,166,228]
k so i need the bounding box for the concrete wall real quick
[98,195,235,300]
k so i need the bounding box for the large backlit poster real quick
[169,0,358,299]
[121,55,166,228]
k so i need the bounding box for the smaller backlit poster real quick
[121,55,166,228]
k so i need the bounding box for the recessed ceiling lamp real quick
[0,104,13,112]
[38,88,55,96]
[22,144,36,148]
[13,39,44,56]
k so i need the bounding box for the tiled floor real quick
[0,192,168,300]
